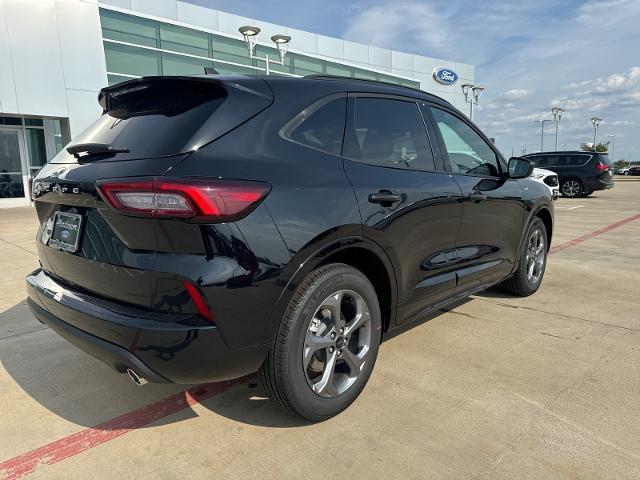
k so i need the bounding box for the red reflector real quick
[182,280,213,322]
[595,163,609,171]
[97,178,270,221]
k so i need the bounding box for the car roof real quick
[525,151,603,156]
[203,73,453,108]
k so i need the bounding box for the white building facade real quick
[0,0,474,207]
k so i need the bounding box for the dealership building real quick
[0,0,475,207]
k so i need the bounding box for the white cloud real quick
[341,0,640,157]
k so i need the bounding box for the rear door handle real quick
[368,191,401,205]
[469,192,488,203]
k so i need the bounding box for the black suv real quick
[27,75,553,421]
[523,151,614,197]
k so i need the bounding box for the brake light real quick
[595,163,609,171]
[182,280,213,322]
[97,178,270,221]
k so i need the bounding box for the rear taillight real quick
[595,163,609,171]
[97,178,270,221]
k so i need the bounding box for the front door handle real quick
[368,190,401,206]
[469,192,488,203]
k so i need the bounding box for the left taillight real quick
[96,177,271,221]
[595,162,609,171]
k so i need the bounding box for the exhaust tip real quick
[126,368,148,386]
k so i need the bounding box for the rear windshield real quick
[54,79,227,162]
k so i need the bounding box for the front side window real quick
[286,97,346,156]
[343,98,435,171]
[430,107,500,176]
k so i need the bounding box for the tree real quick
[580,142,609,152]
[613,160,628,170]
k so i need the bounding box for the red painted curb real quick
[0,377,250,480]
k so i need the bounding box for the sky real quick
[187,0,640,161]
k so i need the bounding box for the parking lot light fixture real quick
[591,117,602,149]
[460,84,484,121]
[238,26,291,75]
[239,26,261,58]
[551,107,565,150]
[270,34,291,63]
[535,119,552,152]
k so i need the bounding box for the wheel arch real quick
[534,206,553,249]
[265,236,398,345]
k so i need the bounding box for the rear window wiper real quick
[66,143,130,161]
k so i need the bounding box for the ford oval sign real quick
[433,68,459,85]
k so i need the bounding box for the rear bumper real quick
[26,269,269,384]
[586,178,614,191]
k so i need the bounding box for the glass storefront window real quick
[293,54,324,76]
[107,73,134,85]
[353,68,378,81]
[101,9,157,47]
[325,63,352,77]
[24,118,44,127]
[25,128,47,174]
[0,116,22,126]
[160,23,210,57]
[162,52,212,75]
[255,45,292,74]
[212,36,253,66]
[98,9,421,90]
[105,42,160,77]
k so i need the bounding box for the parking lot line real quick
[0,377,249,480]
[1,211,639,479]
[549,212,640,255]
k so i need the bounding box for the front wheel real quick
[260,263,381,422]
[501,218,548,296]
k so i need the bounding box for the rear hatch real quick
[595,154,614,184]
[32,75,272,309]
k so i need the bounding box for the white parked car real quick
[530,168,559,200]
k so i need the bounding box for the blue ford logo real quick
[433,68,459,85]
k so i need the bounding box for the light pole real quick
[551,107,565,151]
[608,134,615,161]
[238,26,291,75]
[521,147,527,156]
[461,83,484,121]
[591,117,602,150]
[535,119,551,152]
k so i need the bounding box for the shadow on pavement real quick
[1,293,482,431]
[0,300,308,431]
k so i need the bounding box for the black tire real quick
[259,263,381,422]
[501,218,548,297]
[560,178,583,198]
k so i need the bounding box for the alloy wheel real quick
[303,289,372,398]
[525,228,546,285]
[562,180,581,197]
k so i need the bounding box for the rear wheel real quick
[260,263,381,421]
[561,178,583,198]
[501,218,548,297]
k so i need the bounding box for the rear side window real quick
[343,98,435,171]
[286,97,346,156]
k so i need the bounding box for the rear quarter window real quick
[284,96,346,156]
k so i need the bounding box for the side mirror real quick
[508,157,534,179]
